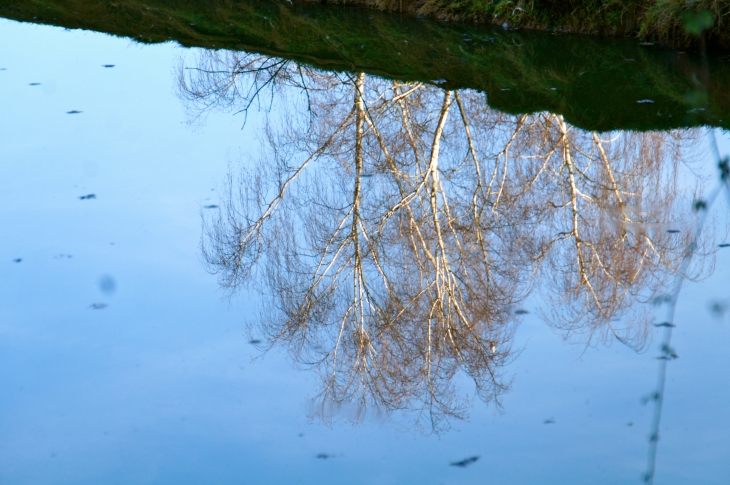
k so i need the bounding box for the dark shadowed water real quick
[1,10,729,485]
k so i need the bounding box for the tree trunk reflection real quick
[178,50,714,431]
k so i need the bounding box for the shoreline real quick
[1,0,728,131]
[299,0,729,50]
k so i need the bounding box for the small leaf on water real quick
[709,300,728,318]
[450,456,480,468]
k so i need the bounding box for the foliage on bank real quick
[1,0,728,131]
[322,0,730,49]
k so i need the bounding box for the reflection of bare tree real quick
[176,50,337,123]
[512,116,704,346]
[179,51,709,429]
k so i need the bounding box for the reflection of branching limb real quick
[191,58,708,431]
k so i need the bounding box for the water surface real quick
[1,13,730,485]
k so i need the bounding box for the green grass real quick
[346,0,730,50]
[640,0,730,47]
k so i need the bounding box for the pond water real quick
[1,10,730,485]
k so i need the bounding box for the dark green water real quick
[1,0,729,131]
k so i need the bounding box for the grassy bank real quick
[1,0,728,131]
[320,0,730,50]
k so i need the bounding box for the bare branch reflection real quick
[179,50,712,430]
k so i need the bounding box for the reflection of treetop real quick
[179,51,709,431]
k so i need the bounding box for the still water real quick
[1,12,730,485]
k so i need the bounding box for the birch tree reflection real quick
[179,51,709,429]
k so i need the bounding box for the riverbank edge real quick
[302,0,729,50]
[2,0,728,132]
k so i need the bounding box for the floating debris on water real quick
[99,275,117,295]
[450,456,480,468]
[79,194,96,200]
[719,243,730,248]
[653,322,675,328]
[29,82,41,86]
[89,303,108,310]
[248,339,262,344]
[203,204,219,209]
[67,110,83,114]
[316,453,334,459]
[637,99,654,104]
[666,229,680,234]
[13,258,22,263]
[515,309,529,315]
[709,300,728,318]
[543,418,556,424]
[658,344,678,360]
[102,64,115,68]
